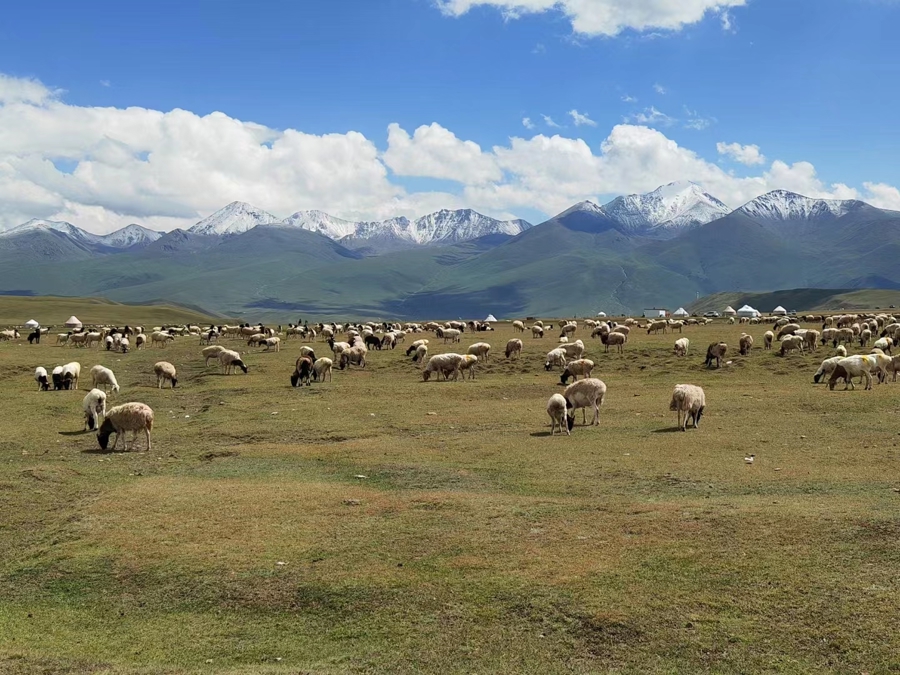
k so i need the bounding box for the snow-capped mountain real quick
[188,201,280,236]
[0,218,102,245]
[737,190,860,221]
[97,224,163,248]
[602,181,730,233]
[281,210,360,239]
[557,200,608,219]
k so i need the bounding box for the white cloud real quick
[436,0,747,37]
[568,109,597,127]
[653,83,667,95]
[683,107,715,130]
[721,10,733,31]
[0,73,898,235]
[100,80,111,88]
[717,141,766,166]
[626,106,675,126]
[522,116,535,129]
[542,114,561,128]
[383,122,501,184]
[621,94,638,103]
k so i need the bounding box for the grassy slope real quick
[1,310,899,673]
[0,296,223,328]
[690,288,900,315]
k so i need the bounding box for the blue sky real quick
[0,0,898,233]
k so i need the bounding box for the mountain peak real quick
[188,201,279,236]
[738,191,860,221]
[601,182,729,235]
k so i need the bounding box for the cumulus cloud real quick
[436,0,747,37]
[717,141,766,166]
[522,116,535,129]
[1,73,898,234]
[568,109,597,127]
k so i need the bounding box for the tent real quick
[723,306,737,316]
[737,305,760,318]
[772,305,787,316]
[65,315,82,329]
[673,307,689,317]
[24,319,39,328]
[484,314,497,322]
[597,312,607,317]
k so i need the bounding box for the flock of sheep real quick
[14,310,900,450]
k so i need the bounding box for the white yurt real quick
[24,319,39,329]
[597,311,607,317]
[64,315,82,329]
[673,307,689,317]
[737,305,760,318]
[723,306,737,317]
[772,305,787,316]
[484,314,497,322]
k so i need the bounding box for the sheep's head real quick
[544,361,553,371]
[236,361,248,374]
[559,369,571,385]
[97,418,115,449]
[422,370,432,381]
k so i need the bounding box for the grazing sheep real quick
[153,361,178,388]
[82,388,107,431]
[547,393,571,436]
[560,339,586,360]
[68,333,87,347]
[600,331,626,353]
[438,328,461,344]
[873,337,893,354]
[89,365,120,394]
[467,342,492,361]
[833,327,855,347]
[51,366,65,390]
[673,338,690,357]
[512,320,525,333]
[422,353,466,381]
[406,339,429,355]
[559,322,577,339]
[779,335,804,356]
[563,378,607,426]
[290,356,315,386]
[836,345,847,357]
[313,357,333,383]
[505,338,523,360]
[299,346,317,360]
[544,347,568,371]
[531,325,544,339]
[61,362,81,389]
[218,349,249,375]
[559,359,594,385]
[860,329,872,348]
[558,336,569,344]
[338,346,367,369]
[97,402,154,452]
[738,333,754,356]
[202,345,226,366]
[263,337,281,352]
[56,333,69,345]
[458,354,478,380]
[828,355,877,390]
[813,356,844,384]
[704,343,727,369]
[669,384,706,431]
[35,367,49,391]
[328,338,351,358]
[151,332,174,348]
[412,344,428,364]
[646,320,668,335]
[135,334,146,350]
[776,323,801,339]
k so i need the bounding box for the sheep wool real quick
[673,338,690,357]
[563,378,607,426]
[669,384,706,431]
[423,353,466,381]
[559,359,594,385]
[97,402,154,452]
[35,367,49,391]
[547,394,570,436]
[89,365,120,393]
[153,362,178,388]
[505,339,523,360]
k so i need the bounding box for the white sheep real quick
[547,393,570,436]
[82,388,107,431]
[673,338,690,357]
[458,354,478,380]
[544,347,568,371]
[828,355,877,390]
[51,366,64,390]
[202,345,226,366]
[338,346,367,369]
[704,343,727,369]
[153,361,178,388]
[739,333,754,356]
[563,378,607,426]
[813,356,844,384]
[531,325,544,339]
[422,353,465,381]
[263,337,281,352]
[135,334,146,350]
[779,335,803,356]
[505,339,523,360]
[61,362,81,389]
[873,337,893,354]
[438,328,461,343]
[151,332,174,348]
[669,384,706,431]
[467,342,492,361]
[559,359,594,385]
[600,331,626,353]
[35,367,49,391]
[313,357,333,382]
[89,365,120,393]
[836,345,847,357]
[119,337,130,353]
[560,339,585,360]
[97,402,154,452]
[412,344,429,364]
[512,320,526,333]
[763,331,774,350]
[218,349,249,375]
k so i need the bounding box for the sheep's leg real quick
[592,403,600,426]
[145,428,151,452]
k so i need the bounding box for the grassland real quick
[691,288,900,315]
[1,303,899,673]
[0,296,223,329]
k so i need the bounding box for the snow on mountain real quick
[188,201,280,236]
[97,224,163,248]
[602,181,730,232]
[406,209,530,244]
[556,200,608,219]
[281,210,359,239]
[737,190,860,221]
[0,218,102,245]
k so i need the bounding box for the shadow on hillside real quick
[58,430,91,436]
[652,427,688,433]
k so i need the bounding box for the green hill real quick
[689,288,900,315]
[0,296,225,328]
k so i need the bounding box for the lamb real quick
[739,333,754,356]
[531,325,544,338]
[458,354,478,380]
[97,402,154,452]
[828,355,877,390]
[512,320,526,333]
[218,349,249,375]
[673,338,690,357]
[34,367,49,391]
[600,331,626,353]
[422,353,466,381]
[338,346,367,369]
[779,335,804,356]
[412,344,428,364]
[202,345,226,366]
[89,365,120,393]
[290,356,315,386]
[559,359,594,385]
[313,357,333,382]
[153,361,178,388]
[704,343,727,369]
[562,378,607,426]
[263,337,281,352]
[61,362,81,389]
[813,356,844,383]
[151,331,174,348]
[544,347,568,371]
[467,342,492,361]
[82,388,107,431]
[547,393,571,436]
[669,384,706,431]
[836,345,847,357]
[328,338,351,358]
[505,338,523,360]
